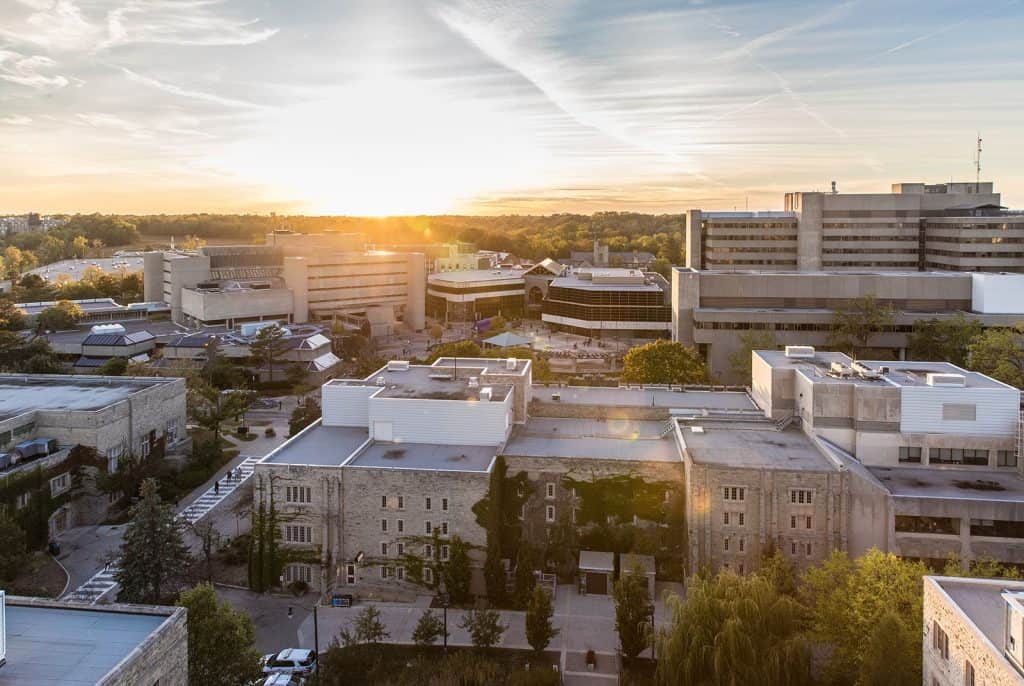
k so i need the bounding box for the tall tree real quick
[116,479,191,604]
[443,536,472,604]
[0,514,28,582]
[35,300,84,334]
[967,324,1024,388]
[907,314,983,367]
[289,397,322,437]
[483,455,507,603]
[656,572,812,686]
[188,378,254,443]
[827,295,895,356]
[728,329,777,383]
[525,585,558,652]
[177,583,262,685]
[0,300,27,332]
[620,340,708,385]
[858,611,919,686]
[458,607,506,650]
[612,564,653,659]
[412,609,448,647]
[250,324,289,382]
[800,549,927,684]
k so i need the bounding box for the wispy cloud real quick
[1,115,33,125]
[118,66,266,110]
[0,50,69,89]
[710,1,856,62]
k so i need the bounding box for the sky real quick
[1,0,1023,216]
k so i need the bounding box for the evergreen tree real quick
[525,585,558,652]
[443,536,472,604]
[612,564,653,659]
[116,479,191,603]
[250,324,289,382]
[483,456,507,603]
[0,514,27,581]
[412,609,448,647]
[177,583,262,685]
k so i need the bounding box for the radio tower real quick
[974,135,983,186]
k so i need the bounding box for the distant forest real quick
[128,212,686,263]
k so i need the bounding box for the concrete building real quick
[542,268,671,338]
[17,298,156,328]
[569,240,657,269]
[0,593,188,686]
[671,268,1024,384]
[923,576,1024,685]
[145,244,426,334]
[685,181,1024,273]
[426,268,527,322]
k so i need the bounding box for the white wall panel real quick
[900,386,1020,436]
[368,394,512,445]
[322,384,379,427]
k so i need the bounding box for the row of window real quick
[900,446,1017,467]
[382,519,449,536]
[380,495,450,511]
[722,487,814,504]
[380,542,451,561]
[930,621,976,686]
[722,539,815,558]
[542,301,672,323]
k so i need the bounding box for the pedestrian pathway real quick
[62,455,262,604]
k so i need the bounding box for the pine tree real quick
[525,585,558,652]
[116,479,191,604]
[250,324,289,382]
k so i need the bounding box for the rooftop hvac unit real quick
[926,373,967,387]
[784,345,815,358]
[851,361,881,379]
[386,360,410,372]
[551,392,561,402]
[830,362,852,377]
[376,375,386,386]
[506,358,517,371]
[480,387,493,401]
[467,376,479,388]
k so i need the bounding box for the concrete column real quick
[796,193,824,271]
[685,210,702,269]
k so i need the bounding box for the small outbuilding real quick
[578,550,615,595]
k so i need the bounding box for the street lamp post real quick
[438,578,450,654]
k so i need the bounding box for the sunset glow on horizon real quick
[2,0,1023,216]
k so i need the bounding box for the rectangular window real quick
[381,519,388,532]
[15,492,29,510]
[970,519,1024,538]
[107,455,119,473]
[932,622,949,660]
[397,519,404,533]
[424,544,433,558]
[790,515,797,529]
[738,538,745,552]
[442,497,449,512]
[998,450,1018,467]
[380,566,388,579]
[723,512,730,525]
[425,521,432,534]
[724,537,730,551]
[546,483,555,499]
[789,489,813,505]
[397,542,404,556]
[381,495,387,509]
[441,521,449,536]
[723,486,745,502]
[381,542,388,556]
[425,496,432,511]
[546,505,555,523]
[397,495,405,510]
[284,526,312,544]
[896,516,960,535]
[805,542,813,558]
[519,504,525,520]
[738,512,745,526]
[424,567,433,584]
[286,486,312,504]
[899,447,922,463]
[441,545,450,562]
[50,472,70,497]
[791,541,797,555]
[806,516,812,529]
[965,661,974,686]
[962,449,989,466]
[284,564,312,584]
[397,567,405,581]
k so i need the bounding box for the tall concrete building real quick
[686,181,1024,273]
[145,244,426,334]
[671,269,1024,384]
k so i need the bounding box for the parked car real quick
[255,674,305,686]
[260,649,317,677]
[0,453,12,471]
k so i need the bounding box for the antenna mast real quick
[974,135,983,186]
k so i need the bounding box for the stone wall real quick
[922,577,1024,686]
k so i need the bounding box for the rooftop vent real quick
[376,375,386,387]
[690,426,705,433]
[829,362,852,378]
[506,358,517,371]
[851,361,881,380]
[467,376,479,388]
[386,360,410,372]
[480,387,493,401]
[784,345,815,358]
[926,373,966,387]
[90,323,126,335]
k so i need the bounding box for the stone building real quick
[923,576,1024,685]
[0,594,188,686]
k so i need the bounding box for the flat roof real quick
[503,418,680,463]
[550,274,662,292]
[360,365,512,402]
[680,424,834,471]
[0,375,175,421]
[870,467,1024,502]
[262,424,369,466]
[0,603,169,686]
[45,320,203,347]
[16,298,125,316]
[347,441,495,473]
[932,577,1024,650]
[756,350,1012,390]
[427,269,525,285]
[579,550,614,572]
[531,385,757,411]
